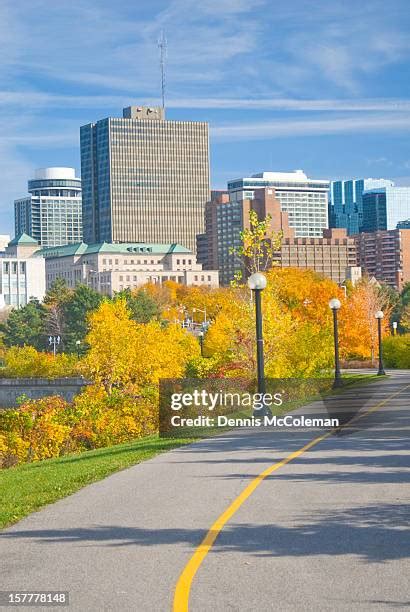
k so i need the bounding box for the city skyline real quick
[1,0,410,234]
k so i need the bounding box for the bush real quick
[2,346,79,378]
[0,386,158,469]
[382,334,410,368]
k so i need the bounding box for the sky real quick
[1,0,410,234]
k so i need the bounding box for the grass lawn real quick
[0,435,196,530]
[0,373,382,530]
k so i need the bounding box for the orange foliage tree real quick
[339,279,392,361]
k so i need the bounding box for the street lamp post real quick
[48,335,61,357]
[392,321,398,336]
[75,340,81,359]
[198,331,204,357]
[193,307,207,325]
[248,273,267,402]
[375,311,386,376]
[329,298,342,388]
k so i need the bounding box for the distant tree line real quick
[0,279,160,354]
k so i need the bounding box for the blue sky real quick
[1,0,410,234]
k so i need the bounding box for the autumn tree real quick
[82,299,199,394]
[81,299,138,393]
[43,278,72,348]
[339,278,392,361]
[229,210,282,283]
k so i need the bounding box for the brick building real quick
[354,229,410,290]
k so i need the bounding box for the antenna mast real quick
[158,30,167,110]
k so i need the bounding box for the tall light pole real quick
[75,340,81,359]
[48,335,61,357]
[248,273,267,401]
[375,310,386,376]
[193,307,207,325]
[198,331,204,357]
[392,321,398,336]
[329,298,342,388]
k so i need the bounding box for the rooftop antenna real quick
[158,30,167,110]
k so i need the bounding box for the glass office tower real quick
[362,186,410,232]
[329,178,393,235]
[14,168,82,247]
[80,106,210,252]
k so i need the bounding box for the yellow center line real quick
[173,382,410,612]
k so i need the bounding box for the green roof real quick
[8,233,39,246]
[36,242,191,258]
[35,243,88,258]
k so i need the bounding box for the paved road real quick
[1,374,409,611]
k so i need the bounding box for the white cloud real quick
[212,113,410,140]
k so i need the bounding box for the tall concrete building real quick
[200,188,293,285]
[227,170,329,238]
[14,168,82,247]
[355,229,410,290]
[80,106,210,252]
[279,229,358,285]
[362,186,410,232]
[200,188,359,286]
[329,178,393,235]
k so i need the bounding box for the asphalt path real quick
[1,373,409,611]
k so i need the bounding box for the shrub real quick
[0,386,158,469]
[2,346,79,378]
[382,334,410,368]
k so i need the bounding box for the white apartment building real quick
[37,242,219,294]
[228,170,329,238]
[0,234,46,307]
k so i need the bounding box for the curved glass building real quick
[14,167,82,247]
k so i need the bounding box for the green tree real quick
[43,278,72,307]
[0,299,47,350]
[114,288,160,323]
[63,285,103,353]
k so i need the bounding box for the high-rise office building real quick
[202,188,293,285]
[14,168,82,247]
[329,178,393,235]
[80,106,210,252]
[362,186,410,232]
[201,188,359,286]
[227,170,329,238]
[355,229,410,290]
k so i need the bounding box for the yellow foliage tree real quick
[82,299,200,393]
[82,299,140,392]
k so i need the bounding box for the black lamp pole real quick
[329,299,343,389]
[248,273,268,417]
[376,315,386,376]
[253,287,266,395]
